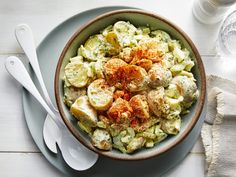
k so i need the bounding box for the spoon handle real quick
[5,56,58,124]
[15,24,57,112]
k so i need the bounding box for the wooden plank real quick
[0,152,204,177]
[0,55,38,152]
[1,0,234,55]
[202,56,236,81]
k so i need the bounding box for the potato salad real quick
[63,21,199,153]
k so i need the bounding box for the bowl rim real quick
[54,9,206,161]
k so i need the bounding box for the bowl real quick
[54,9,206,160]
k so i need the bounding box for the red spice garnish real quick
[129,43,163,65]
[131,119,139,127]
[115,65,145,90]
[130,118,151,132]
[113,90,125,100]
[135,59,153,71]
[107,98,133,124]
[123,92,131,101]
[113,90,131,101]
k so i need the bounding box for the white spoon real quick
[15,24,59,154]
[15,24,57,112]
[5,56,98,171]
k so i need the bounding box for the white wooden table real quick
[1,0,236,176]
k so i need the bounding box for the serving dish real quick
[55,9,206,160]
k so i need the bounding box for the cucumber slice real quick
[113,21,138,47]
[85,35,103,51]
[64,62,89,88]
[69,56,83,63]
[151,30,171,42]
[101,25,113,36]
[81,35,106,61]
[113,21,137,35]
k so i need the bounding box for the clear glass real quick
[217,10,236,57]
[192,0,234,24]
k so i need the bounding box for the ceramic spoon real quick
[14,24,59,154]
[5,56,98,171]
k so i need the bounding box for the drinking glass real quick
[216,10,236,57]
[193,0,236,24]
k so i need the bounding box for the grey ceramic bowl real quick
[55,9,206,160]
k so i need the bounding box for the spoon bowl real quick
[59,127,99,170]
[43,115,60,154]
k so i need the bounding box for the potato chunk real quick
[148,63,172,88]
[92,129,112,150]
[118,65,148,92]
[104,58,128,85]
[129,95,150,119]
[70,96,97,127]
[63,86,86,107]
[147,87,169,117]
[87,79,115,111]
[104,59,148,92]
[161,117,181,135]
[107,98,133,124]
[171,76,198,102]
[126,137,146,153]
[135,59,153,71]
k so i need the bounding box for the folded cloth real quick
[201,75,236,177]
